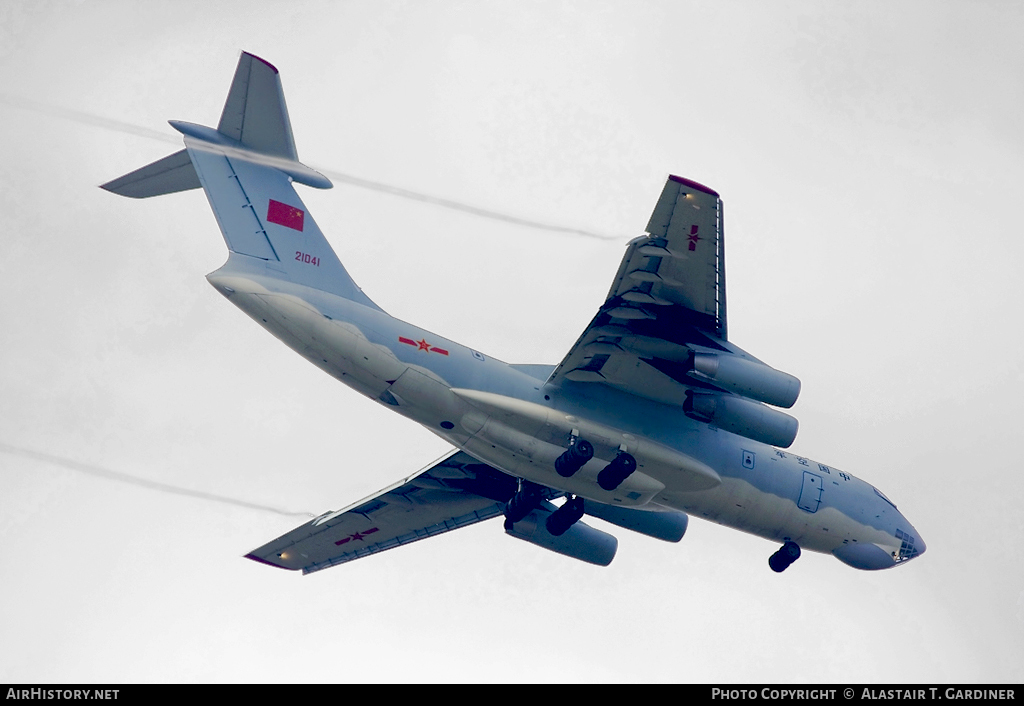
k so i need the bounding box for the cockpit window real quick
[873,486,898,509]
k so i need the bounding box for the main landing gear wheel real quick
[545,496,585,537]
[555,438,594,478]
[597,452,637,491]
[503,481,543,531]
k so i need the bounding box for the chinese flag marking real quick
[267,199,305,231]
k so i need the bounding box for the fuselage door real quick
[797,471,823,513]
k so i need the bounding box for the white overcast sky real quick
[1,0,1022,683]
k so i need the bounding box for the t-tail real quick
[101,51,376,308]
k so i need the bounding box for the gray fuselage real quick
[208,254,925,571]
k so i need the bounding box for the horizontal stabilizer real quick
[99,149,200,198]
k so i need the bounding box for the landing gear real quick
[555,437,594,477]
[597,452,637,491]
[503,480,544,531]
[545,496,585,536]
[769,541,801,572]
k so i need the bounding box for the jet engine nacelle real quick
[583,502,688,542]
[684,391,799,448]
[505,501,618,566]
[689,353,801,409]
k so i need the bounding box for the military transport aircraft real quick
[102,52,925,574]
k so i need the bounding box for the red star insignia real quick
[687,224,701,251]
[417,339,432,351]
[334,527,380,546]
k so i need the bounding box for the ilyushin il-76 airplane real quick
[103,52,925,574]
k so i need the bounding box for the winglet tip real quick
[668,174,720,198]
[244,552,295,570]
[241,51,279,74]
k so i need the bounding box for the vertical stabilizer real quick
[217,52,298,161]
[102,52,378,309]
[185,140,374,306]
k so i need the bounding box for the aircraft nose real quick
[896,524,925,563]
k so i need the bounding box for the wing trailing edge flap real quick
[245,450,518,574]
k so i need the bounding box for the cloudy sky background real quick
[1,0,1022,683]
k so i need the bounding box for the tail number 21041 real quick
[295,251,319,267]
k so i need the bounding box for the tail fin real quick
[216,52,298,162]
[102,51,376,307]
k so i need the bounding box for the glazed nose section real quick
[895,525,925,562]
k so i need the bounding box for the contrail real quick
[0,93,620,241]
[315,168,619,241]
[0,441,316,518]
[0,93,180,146]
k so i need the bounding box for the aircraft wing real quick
[546,176,731,407]
[245,450,519,574]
